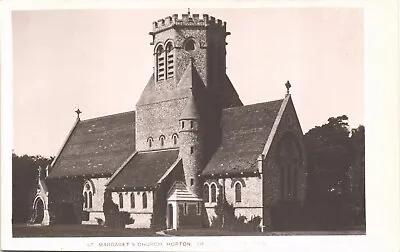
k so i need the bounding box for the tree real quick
[303,116,365,228]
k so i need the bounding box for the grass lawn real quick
[165,227,366,236]
[13,224,366,237]
[12,224,161,237]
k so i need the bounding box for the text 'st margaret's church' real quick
[33,12,307,230]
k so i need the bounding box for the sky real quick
[12,8,364,157]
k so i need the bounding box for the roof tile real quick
[47,111,136,178]
[201,100,283,175]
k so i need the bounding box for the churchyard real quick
[13,224,365,237]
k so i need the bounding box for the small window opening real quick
[147,137,153,148]
[160,135,165,147]
[119,193,124,209]
[181,121,185,129]
[130,193,135,209]
[235,182,242,203]
[190,178,194,186]
[173,134,178,145]
[142,192,147,209]
[210,184,217,203]
[184,39,196,51]
[204,184,210,203]
[190,121,194,128]
[88,192,93,208]
[197,202,201,215]
[190,147,194,154]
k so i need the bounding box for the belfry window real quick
[166,42,174,79]
[156,45,165,81]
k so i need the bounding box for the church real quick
[31,12,306,231]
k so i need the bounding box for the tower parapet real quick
[151,14,227,34]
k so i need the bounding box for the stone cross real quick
[75,108,82,119]
[285,80,291,94]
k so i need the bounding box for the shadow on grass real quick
[12,224,161,237]
[13,224,366,237]
[165,227,366,236]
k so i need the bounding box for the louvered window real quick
[156,46,165,81]
[166,42,174,79]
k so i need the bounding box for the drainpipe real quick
[260,154,265,232]
[222,177,226,228]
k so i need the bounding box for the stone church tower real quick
[135,13,242,180]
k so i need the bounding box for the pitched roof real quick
[47,111,136,178]
[201,99,284,175]
[106,149,180,190]
[167,181,202,202]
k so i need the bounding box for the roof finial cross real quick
[75,108,82,119]
[285,80,291,95]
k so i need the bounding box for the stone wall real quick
[82,177,109,224]
[111,190,154,228]
[136,98,187,152]
[203,176,263,225]
[261,97,307,229]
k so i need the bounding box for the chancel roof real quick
[47,111,136,179]
[106,149,180,190]
[201,99,284,176]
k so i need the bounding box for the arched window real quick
[88,192,93,208]
[184,39,196,51]
[235,182,242,203]
[130,193,135,209]
[166,42,174,79]
[142,192,147,209]
[210,183,217,203]
[172,134,178,145]
[277,134,302,201]
[156,45,165,81]
[190,120,194,128]
[204,184,210,202]
[83,192,88,208]
[119,193,123,209]
[159,135,165,147]
[181,121,185,129]
[83,180,94,209]
[147,137,153,148]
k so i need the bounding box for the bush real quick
[102,192,134,228]
[211,185,261,232]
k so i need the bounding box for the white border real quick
[1,0,400,251]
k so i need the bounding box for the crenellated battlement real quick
[151,14,226,33]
